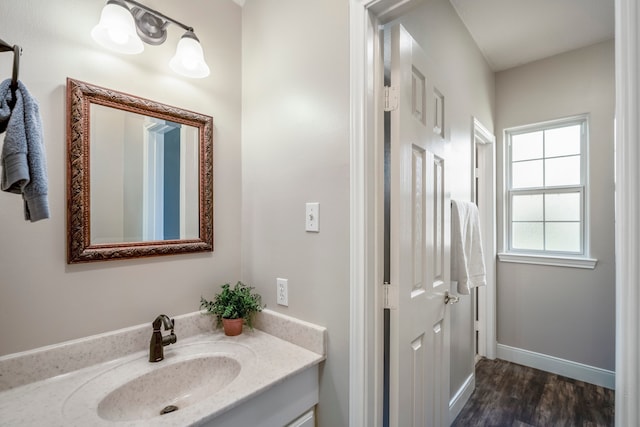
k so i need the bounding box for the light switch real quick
[305,202,319,232]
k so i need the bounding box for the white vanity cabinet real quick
[287,408,315,427]
[201,365,319,427]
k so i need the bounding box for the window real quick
[504,115,590,261]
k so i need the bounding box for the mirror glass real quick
[67,78,213,263]
[89,105,200,244]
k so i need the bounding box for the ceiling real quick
[449,0,615,71]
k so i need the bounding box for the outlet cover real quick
[277,278,288,306]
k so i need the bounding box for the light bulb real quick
[91,0,143,54]
[169,31,210,78]
[107,28,129,45]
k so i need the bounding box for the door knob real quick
[444,292,460,305]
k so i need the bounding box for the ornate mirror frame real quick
[66,78,213,263]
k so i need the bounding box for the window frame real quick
[500,114,597,269]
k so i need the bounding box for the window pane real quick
[512,131,543,161]
[507,118,587,257]
[512,160,543,188]
[545,192,581,221]
[545,125,581,158]
[512,222,543,250]
[512,194,543,221]
[546,222,581,252]
[545,155,580,186]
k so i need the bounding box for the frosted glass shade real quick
[91,1,143,55]
[169,33,210,78]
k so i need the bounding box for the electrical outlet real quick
[277,278,288,306]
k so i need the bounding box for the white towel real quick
[451,200,486,295]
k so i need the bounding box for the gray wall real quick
[0,0,243,356]
[393,0,495,403]
[495,40,616,371]
[240,1,350,425]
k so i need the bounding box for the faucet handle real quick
[163,332,177,346]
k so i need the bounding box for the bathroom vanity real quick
[0,310,326,426]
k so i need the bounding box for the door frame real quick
[349,2,424,426]
[471,117,497,361]
[349,1,639,426]
[614,1,639,425]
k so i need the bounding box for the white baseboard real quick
[497,344,615,389]
[449,373,475,423]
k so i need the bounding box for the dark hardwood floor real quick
[451,358,614,427]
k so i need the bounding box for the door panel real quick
[388,24,450,427]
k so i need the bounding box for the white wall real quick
[0,0,243,356]
[393,0,496,406]
[495,40,616,371]
[240,0,350,425]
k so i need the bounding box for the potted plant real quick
[200,281,263,336]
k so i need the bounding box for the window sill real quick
[497,253,598,269]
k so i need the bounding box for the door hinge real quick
[474,320,480,331]
[383,282,398,309]
[384,86,398,112]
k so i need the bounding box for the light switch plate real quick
[305,202,319,232]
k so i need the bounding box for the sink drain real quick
[160,405,179,415]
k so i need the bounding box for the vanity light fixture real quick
[91,0,210,78]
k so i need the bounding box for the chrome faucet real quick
[149,314,177,362]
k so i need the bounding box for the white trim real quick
[497,252,597,269]
[449,373,475,423]
[349,2,370,425]
[367,0,419,23]
[615,0,639,425]
[504,115,590,257]
[472,117,497,361]
[504,113,590,135]
[474,117,495,144]
[349,2,385,426]
[350,3,427,426]
[497,344,615,390]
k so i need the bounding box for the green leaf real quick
[199,281,263,329]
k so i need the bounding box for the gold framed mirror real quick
[66,78,213,263]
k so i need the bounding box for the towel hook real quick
[0,38,21,103]
[11,44,21,91]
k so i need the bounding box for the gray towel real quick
[0,79,50,221]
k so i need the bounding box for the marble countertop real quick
[0,310,326,426]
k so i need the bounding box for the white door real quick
[388,24,452,427]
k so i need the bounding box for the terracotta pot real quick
[222,318,244,336]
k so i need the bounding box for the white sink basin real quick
[98,355,241,421]
[62,340,256,425]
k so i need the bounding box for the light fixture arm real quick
[123,0,194,33]
[92,0,210,78]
